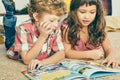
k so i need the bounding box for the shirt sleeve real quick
[51,28,64,52]
[56,30,64,51]
[14,25,33,52]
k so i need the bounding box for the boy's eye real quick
[57,19,60,22]
[49,18,54,22]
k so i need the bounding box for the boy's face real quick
[39,13,61,30]
[76,4,97,27]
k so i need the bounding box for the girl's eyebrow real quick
[90,9,96,11]
[79,9,96,11]
[90,9,96,12]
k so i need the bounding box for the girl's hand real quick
[28,59,44,70]
[101,54,119,68]
[90,48,104,60]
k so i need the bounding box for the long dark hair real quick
[62,0,106,48]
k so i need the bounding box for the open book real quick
[22,59,120,80]
[22,64,71,80]
[58,59,120,80]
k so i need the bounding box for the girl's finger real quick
[106,60,112,67]
[112,62,116,68]
[114,62,119,68]
[101,59,107,65]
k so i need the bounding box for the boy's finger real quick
[37,64,42,69]
[42,21,50,29]
[28,61,33,70]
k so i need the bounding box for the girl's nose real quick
[85,13,90,19]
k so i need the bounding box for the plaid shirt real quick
[102,0,112,15]
[7,20,64,60]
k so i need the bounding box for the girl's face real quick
[77,4,97,27]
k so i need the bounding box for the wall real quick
[112,0,120,16]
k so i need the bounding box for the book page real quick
[59,59,120,79]
[22,64,71,80]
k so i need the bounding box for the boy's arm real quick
[15,25,48,64]
[42,50,65,64]
[28,50,65,70]
[20,34,47,64]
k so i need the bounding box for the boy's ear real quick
[33,12,40,22]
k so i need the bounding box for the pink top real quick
[62,21,101,51]
[74,40,101,51]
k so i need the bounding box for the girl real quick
[7,0,66,70]
[61,0,119,68]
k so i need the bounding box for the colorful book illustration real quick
[22,64,71,80]
[59,59,120,80]
[22,60,120,80]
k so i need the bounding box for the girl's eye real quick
[90,12,95,14]
[80,11,85,14]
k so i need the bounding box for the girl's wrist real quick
[85,50,93,59]
[85,50,96,59]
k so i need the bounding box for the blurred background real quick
[0,0,120,16]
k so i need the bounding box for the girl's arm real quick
[62,25,103,60]
[101,37,119,68]
[102,37,114,57]
[28,50,65,70]
[63,41,103,60]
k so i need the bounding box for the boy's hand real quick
[38,21,53,37]
[28,59,43,70]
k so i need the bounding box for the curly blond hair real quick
[28,0,67,22]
